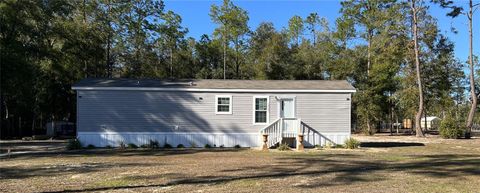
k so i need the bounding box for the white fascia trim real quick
[72,86,357,93]
[78,131,259,135]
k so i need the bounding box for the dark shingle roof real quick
[72,78,355,91]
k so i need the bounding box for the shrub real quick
[314,144,322,149]
[219,144,225,148]
[439,116,465,139]
[190,141,197,148]
[325,142,333,148]
[163,143,173,149]
[66,139,82,150]
[177,144,185,148]
[86,144,96,149]
[118,141,126,149]
[149,140,160,149]
[234,144,241,148]
[32,135,51,140]
[106,145,113,149]
[127,143,138,149]
[140,144,148,148]
[344,138,360,149]
[204,144,212,148]
[277,143,290,151]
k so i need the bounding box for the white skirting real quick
[77,131,350,147]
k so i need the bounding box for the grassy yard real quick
[1,135,480,193]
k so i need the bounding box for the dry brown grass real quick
[1,135,480,193]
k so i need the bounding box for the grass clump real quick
[234,144,241,148]
[163,143,173,149]
[439,115,465,139]
[66,139,83,150]
[176,144,185,148]
[277,143,290,151]
[190,142,197,148]
[86,144,96,149]
[127,143,138,149]
[204,144,212,148]
[344,138,360,149]
[118,141,126,149]
[148,140,160,149]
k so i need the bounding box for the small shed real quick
[421,116,441,130]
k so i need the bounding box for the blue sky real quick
[164,0,480,63]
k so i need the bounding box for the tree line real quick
[0,0,476,138]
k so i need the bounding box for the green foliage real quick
[344,138,360,149]
[66,139,83,150]
[190,142,197,148]
[163,143,173,149]
[86,144,96,149]
[277,143,290,151]
[204,144,212,148]
[176,144,185,148]
[234,144,241,148]
[314,144,322,149]
[127,143,138,149]
[118,141,126,149]
[149,140,160,149]
[439,116,465,139]
[106,145,113,149]
[140,144,149,148]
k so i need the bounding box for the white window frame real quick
[215,95,232,114]
[253,96,269,125]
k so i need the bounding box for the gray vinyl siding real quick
[77,90,351,133]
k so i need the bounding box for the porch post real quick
[297,134,304,151]
[262,134,269,151]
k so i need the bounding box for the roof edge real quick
[72,86,357,93]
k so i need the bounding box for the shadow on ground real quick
[360,142,425,148]
[23,151,480,193]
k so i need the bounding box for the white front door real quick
[280,99,295,118]
[279,98,296,134]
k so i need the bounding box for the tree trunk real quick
[106,0,112,78]
[466,0,476,138]
[223,35,226,80]
[170,47,173,78]
[411,0,425,137]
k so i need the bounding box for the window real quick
[254,96,269,124]
[215,95,232,114]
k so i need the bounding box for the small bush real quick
[118,141,126,149]
[66,139,82,150]
[32,135,51,140]
[86,144,96,149]
[204,144,212,148]
[234,144,241,148]
[163,143,173,149]
[177,144,185,148]
[219,144,225,148]
[325,142,333,148]
[277,143,290,151]
[127,143,138,149]
[314,144,322,149]
[106,145,113,149]
[149,140,160,149]
[190,141,197,148]
[439,116,465,139]
[344,138,360,149]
